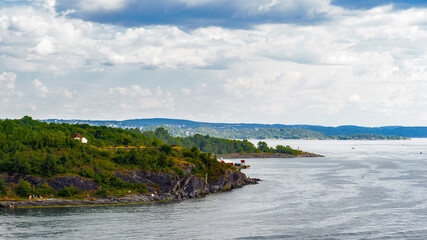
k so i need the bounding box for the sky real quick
[1,0,427,126]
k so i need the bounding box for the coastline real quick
[1,177,260,209]
[218,152,324,159]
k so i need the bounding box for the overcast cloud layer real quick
[1,0,427,126]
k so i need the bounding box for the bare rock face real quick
[0,168,259,208]
[115,168,253,199]
[46,175,98,191]
[0,173,98,191]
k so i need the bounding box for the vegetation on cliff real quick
[0,117,234,199]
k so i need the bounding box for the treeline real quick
[327,134,407,140]
[143,127,302,155]
[0,117,232,198]
[141,125,324,139]
[141,125,406,140]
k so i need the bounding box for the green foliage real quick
[14,178,32,197]
[0,117,159,177]
[41,155,62,177]
[56,186,83,197]
[78,167,96,179]
[95,188,107,197]
[160,144,173,155]
[32,182,55,196]
[0,117,238,197]
[144,128,260,154]
[142,125,324,139]
[134,183,148,194]
[142,125,407,140]
[275,145,302,155]
[0,178,8,196]
[109,175,133,189]
[257,141,270,152]
[144,127,302,155]
[327,133,406,140]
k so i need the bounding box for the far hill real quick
[43,118,425,138]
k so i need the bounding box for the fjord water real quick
[1,139,427,239]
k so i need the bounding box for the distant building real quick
[71,133,88,144]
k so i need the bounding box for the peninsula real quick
[0,117,316,208]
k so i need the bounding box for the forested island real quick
[142,126,407,140]
[0,117,318,208]
[142,127,320,156]
[45,118,417,139]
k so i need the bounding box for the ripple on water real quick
[1,139,427,239]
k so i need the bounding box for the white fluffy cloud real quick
[33,37,55,55]
[1,2,425,74]
[109,85,174,112]
[0,72,16,90]
[0,72,23,102]
[2,2,427,125]
[32,79,49,97]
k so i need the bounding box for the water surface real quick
[1,139,427,239]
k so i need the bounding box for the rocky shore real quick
[0,170,260,209]
[218,152,324,159]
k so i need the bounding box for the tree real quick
[160,144,173,155]
[41,155,60,177]
[257,141,270,152]
[14,178,32,197]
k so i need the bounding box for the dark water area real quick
[1,139,427,239]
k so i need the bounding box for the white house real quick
[71,133,88,144]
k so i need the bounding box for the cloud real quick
[348,94,361,103]
[181,88,191,95]
[0,72,16,90]
[2,1,427,125]
[108,85,174,111]
[0,72,23,100]
[33,37,55,55]
[109,85,152,96]
[0,4,96,73]
[2,1,425,74]
[63,89,75,98]
[35,0,56,13]
[32,79,49,97]
[331,0,427,10]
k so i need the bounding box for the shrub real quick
[95,188,107,197]
[109,176,133,188]
[0,178,8,196]
[100,150,111,157]
[41,155,60,177]
[14,178,32,197]
[78,167,95,179]
[56,186,82,197]
[172,167,185,178]
[134,183,148,194]
[160,145,173,155]
[32,182,55,196]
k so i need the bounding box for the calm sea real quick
[1,139,427,239]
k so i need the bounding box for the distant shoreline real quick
[218,152,324,159]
